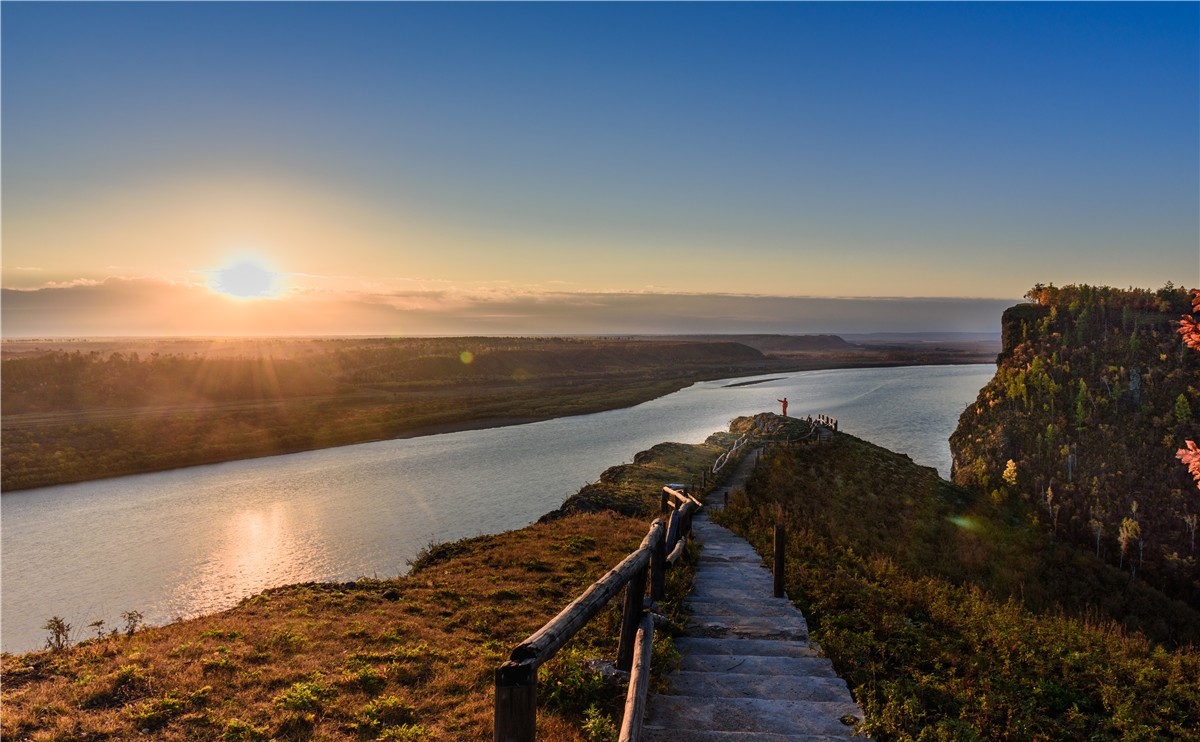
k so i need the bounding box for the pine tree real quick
[1175,393,1193,423]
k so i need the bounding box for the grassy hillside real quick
[1,434,728,741]
[715,416,1200,739]
[949,284,1200,604]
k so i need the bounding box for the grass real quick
[1,436,720,741]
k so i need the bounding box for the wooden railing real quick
[494,486,701,742]
[712,432,751,474]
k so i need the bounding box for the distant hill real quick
[649,334,854,353]
[949,283,1200,604]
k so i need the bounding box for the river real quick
[1,363,991,653]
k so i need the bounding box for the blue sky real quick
[2,2,1197,335]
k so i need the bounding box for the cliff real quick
[950,283,1200,603]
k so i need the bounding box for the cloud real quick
[43,278,104,288]
[0,276,1016,337]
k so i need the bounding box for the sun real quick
[208,256,286,300]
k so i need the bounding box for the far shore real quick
[5,358,995,494]
[2,336,998,492]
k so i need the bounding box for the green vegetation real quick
[950,283,1199,603]
[715,417,1200,739]
[1,336,772,490]
[1,435,718,740]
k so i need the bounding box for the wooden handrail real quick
[663,485,690,505]
[666,537,688,566]
[618,613,655,742]
[509,521,663,665]
[495,489,701,742]
[712,432,750,474]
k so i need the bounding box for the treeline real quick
[950,283,1200,604]
[1,337,765,415]
[1,338,775,491]
[717,416,1200,738]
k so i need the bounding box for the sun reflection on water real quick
[163,502,329,620]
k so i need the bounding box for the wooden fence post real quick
[616,567,647,671]
[659,489,669,514]
[495,660,537,742]
[773,524,786,599]
[665,509,680,552]
[650,521,666,601]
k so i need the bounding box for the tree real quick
[1088,503,1105,557]
[1178,288,1200,351]
[1043,484,1060,534]
[1175,291,1200,494]
[1177,440,1200,490]
[1002,459,1018,487]
[1175,393,1193,424]
[1074,379,1089,428]
[1119,517,1140,576]
[1182,512,1197,556]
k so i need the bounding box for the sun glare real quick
[209,256,285,300]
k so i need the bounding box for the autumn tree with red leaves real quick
[1179,288,1200,352]
[1178,288,1200,490]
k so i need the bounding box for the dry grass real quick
[2,440,719,741]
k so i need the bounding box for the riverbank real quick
[1,425,734,741]
[1,335,996,492]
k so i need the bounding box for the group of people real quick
[776,397,831,430]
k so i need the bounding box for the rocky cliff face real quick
[949,284,1200,603]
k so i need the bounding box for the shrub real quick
[582,704,618,742]
[273,676,335,713]
[42,616,72,651]
[222,718,269,741]
[125,692,187,731]
[356,695,418,736]
[377,725,430,741]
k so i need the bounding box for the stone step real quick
[690,586,784,602]
[679,654,839,678]
[698,554,767,565]
[687,597,801,618]
[697,537,755,545]
[686,615,809,641]
[691,571,774,584]
[662,671,851,702]
[644,696,864,737]
[674,637,821,659]
[692,580,777,596]
[642,730,855,742]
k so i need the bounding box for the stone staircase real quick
[642,449,868,741]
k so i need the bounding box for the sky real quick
[2,2,1197,336]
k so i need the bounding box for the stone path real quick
[642,449,868,741]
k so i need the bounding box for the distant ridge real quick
[651,334,854,353]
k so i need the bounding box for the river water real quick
[1,364,992,653]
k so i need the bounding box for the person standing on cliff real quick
[778,397,788,417]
